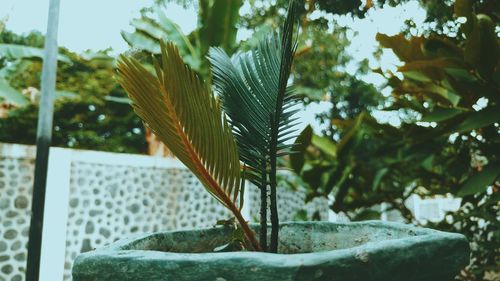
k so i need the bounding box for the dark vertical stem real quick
[269,157,279,253]
[26,0,61,279]
[259,160,267,251]
[269,115,279,253]
[269,0,297,253]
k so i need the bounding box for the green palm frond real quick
[208,0,299,182]
[116,42,260,251]
[209,0,298,252]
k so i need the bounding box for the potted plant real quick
[72,1,469,280]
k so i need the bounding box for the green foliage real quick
[0,29,45,48]
[430,191,499,280]
[0,30,146,153]
[291,0,499,278]
[0,32,71,105]
[0,78,28,106]
[458,162,500,196]
[0,43,71,63]
[0,97,145,153]
[198,0,242,56]
[122,0,242,77]
[241,0,383,142]
[121,9,201,69]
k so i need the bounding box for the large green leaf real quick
[116,42,260,250]
[290,125,313,173]
[126,10,197,59]
[336,112,365,154]
[372,168,389,191]
[302,161,333,190]
[0,60,31,79]
[464,14,499,78]
[199,0,243,55]
[403,71,432,82]
[311,135,337,158]
[425,84,461,106]
[117,42,240,203]
[129,17,167,40]
[445,68,478,83]
[0,44,71,63]
[451,106,500,133]
[458,162,500,196]
[156,10,197,57]
[0,79,28,106]
[121,31,161,53]
[421,107,466,122]
[122,7,204,72]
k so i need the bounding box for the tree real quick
[0,29,146,153]
[291,0,499,279]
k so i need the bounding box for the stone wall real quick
[0,151,34,281]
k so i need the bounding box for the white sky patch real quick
[1,0,197,55]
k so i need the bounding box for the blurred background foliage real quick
[0,29,146,153]
[288,0,499,279]
[0,0,498,279]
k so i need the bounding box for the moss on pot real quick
[73,221,469,281]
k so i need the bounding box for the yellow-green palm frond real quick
[116,42,260,250]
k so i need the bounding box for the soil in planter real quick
[120,222,425,254]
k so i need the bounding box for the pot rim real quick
[75,220,468,260]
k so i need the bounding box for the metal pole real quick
[26,0,61,279]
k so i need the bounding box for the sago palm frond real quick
[208,6,299,181]
[116,41,260,251]
[208,0,299,252]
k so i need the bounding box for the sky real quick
[0,0,426,129]
[1,0,424,57]
[0,0,197,53]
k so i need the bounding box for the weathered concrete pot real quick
[73,221,469,281]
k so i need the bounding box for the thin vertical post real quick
[26,0,61,279]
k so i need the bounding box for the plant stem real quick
[227,202,262,251]
[267,0,297,253]
[259,161,268,251]
[269,149,279,253]
[176,117,261,251]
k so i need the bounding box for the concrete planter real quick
[72,221,469,281]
